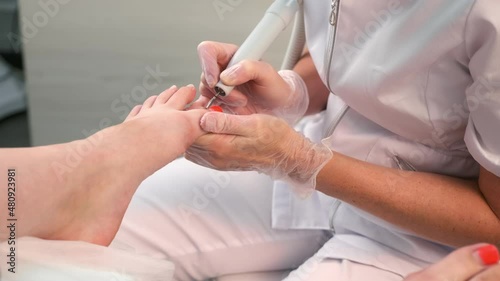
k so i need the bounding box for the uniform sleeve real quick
[463,0,500,176]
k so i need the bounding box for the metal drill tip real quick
[205,94,219,109]
[205,87,226,109]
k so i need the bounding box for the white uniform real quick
[276,0,500,277]
[112,0,500,280]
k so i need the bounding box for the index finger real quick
[198,41,239,88]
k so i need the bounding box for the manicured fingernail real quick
[206,74,216,87]
[209,105,224,113]
[476,245,499,265]
[221,64,241,82]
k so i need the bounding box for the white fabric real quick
[216,271,291,281]
[112,158,331,281]
[272,0,499,276]
[0,237,174,281]
[463,1,500,176]
[284,258,403,281]
[305,0,499,176]
[114,0,500,279]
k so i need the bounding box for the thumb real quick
[200,112,254,136]
[220,60,282,88]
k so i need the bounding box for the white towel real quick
[0,237,174,281]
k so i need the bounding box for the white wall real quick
[19,0,293,145]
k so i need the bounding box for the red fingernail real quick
[209,105,224,113]
[477,245,499,265]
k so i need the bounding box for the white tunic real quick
[273,0,500,276]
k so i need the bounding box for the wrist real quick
[275,70,310,125]
[280,131,333,198]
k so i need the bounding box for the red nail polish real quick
[209,105,224,113]
[477,245,499,265]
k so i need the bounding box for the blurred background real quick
[0,0,27,146]
[0,0,292,147]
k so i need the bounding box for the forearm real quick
[292,51,329,115]
[317,152,500,248]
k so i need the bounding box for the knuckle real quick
[199,82,209,92]
[220,115,232,132]
[146,95,157,102]
[238,59,253,72]
[227,43,239,50]
[197,41,214,52]
[242,116,258,131]
[241,60,274,80]
[260,61,275,73]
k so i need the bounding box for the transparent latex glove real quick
[196,41,309,125]
[185,112,332,198]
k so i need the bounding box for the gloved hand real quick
[185,112,333,198]
[196,41,309,125]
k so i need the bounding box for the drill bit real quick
[205,86,226,109]
[205,94,219,109]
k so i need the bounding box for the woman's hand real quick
[196,41,309,124]
[405,244,500,280]
[185,112,332,197]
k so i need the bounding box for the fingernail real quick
[201,113,218,132]
[187,84,195,89]
[221,64,241,82]
[202,63,216,87]
[476,245,499,265]
[169,85,177,90]
[206,74,216,88]
[209,105,224,113]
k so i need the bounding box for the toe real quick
[165,84,197,110]
[125,105,142,121]
[143,95,158,109]
[155,85,178,105]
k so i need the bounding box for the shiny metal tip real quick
[205,86,227,109]
[205,94,219,109]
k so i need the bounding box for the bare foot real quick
[0,85,206,246]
